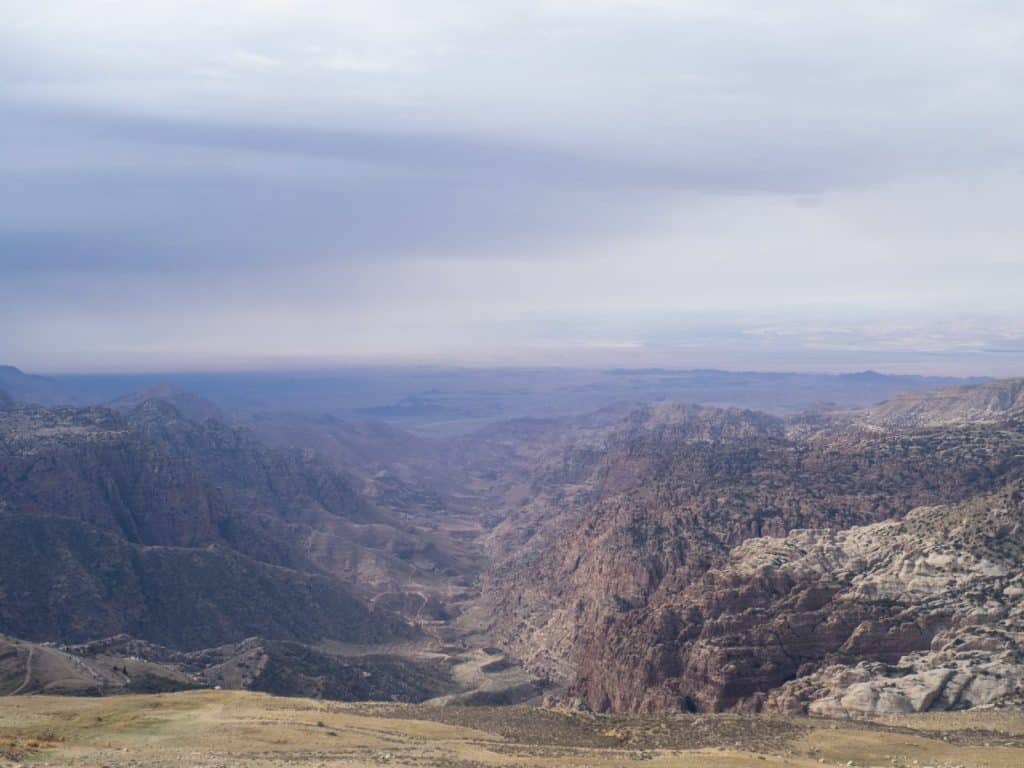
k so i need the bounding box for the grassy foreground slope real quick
[1,691,1022,768]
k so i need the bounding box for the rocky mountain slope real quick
[0,365,81,406]
[480,401,1024,709]
[856,377,1024,428]
[0,633,454,701]
[3,374,1024,714]
[110,383,230,423]
[572,483,1024,715]
[0,635,199,696]
[0,401,417,648]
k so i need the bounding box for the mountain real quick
[0,401,414,648]
[0,634,200,696]
[109,384,228,423]
[40,366,990,434]
[479,398,1024,709]
[574,482,1024,715]
[0,365,78,406]
[3,373,1024,714]
[857,377,1024,428]
[0,634,452,701]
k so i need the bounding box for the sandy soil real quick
[1,691,1022,768]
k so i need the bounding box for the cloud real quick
[0,123,674,274]
[0,1,1022,371]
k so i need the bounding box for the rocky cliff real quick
[481,402,1024,709]
[572,483,1024,715]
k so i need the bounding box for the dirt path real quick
[10,645,34,695]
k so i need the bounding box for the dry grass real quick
[0,691,1021,767]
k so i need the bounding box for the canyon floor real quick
[2,691,1023,768]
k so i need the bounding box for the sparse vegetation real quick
[1,690,1022,767]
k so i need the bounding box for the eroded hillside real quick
[2,376,1023,715]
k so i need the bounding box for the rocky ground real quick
[2,690,1023,768]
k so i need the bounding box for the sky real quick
[1,1,1023,374]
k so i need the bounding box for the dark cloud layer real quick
[1,1,1022,372]
[0,102,888,275]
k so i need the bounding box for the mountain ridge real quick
[2,374,1024,712]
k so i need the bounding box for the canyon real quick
[1,369,1023,718]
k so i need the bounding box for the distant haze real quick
[1,2,1022,374]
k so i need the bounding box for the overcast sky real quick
[2,1,1022,374]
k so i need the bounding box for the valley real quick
[6,1,1022,764]
[1,368,1023,725]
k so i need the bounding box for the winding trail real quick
[11,645,35,695]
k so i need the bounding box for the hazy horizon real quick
[3,361,996,437]
[3,2,1022,375]
[11,357,1024,379]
